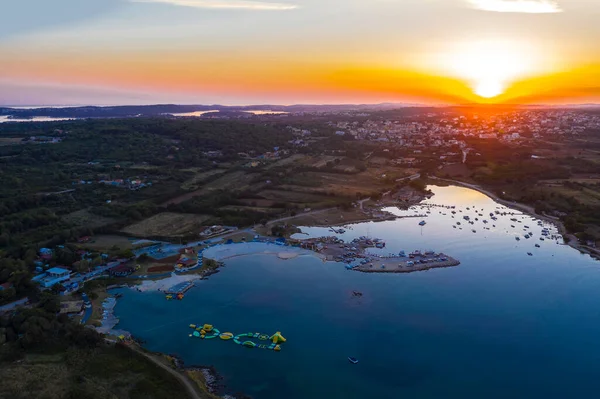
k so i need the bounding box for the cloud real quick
[467,0,562,13]
[130,0,298,10]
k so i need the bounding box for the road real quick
[80,293,92,324]
[129,346,205,399]
[263,207,338,226]
[395,173,420,182]
[357,198,370,211]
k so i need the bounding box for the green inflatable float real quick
[189,324,286,352]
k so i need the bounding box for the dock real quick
[353,253,460,274]
[165,281,194,295]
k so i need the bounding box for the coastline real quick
[429,177,600,260]
[84,181,599,398]
[203,242,327,263]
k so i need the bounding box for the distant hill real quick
[0,103,421,119]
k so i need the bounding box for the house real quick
[32,267,71,288]
[175,257,197,270]
[0,282,13,291]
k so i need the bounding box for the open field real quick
[164,171,257,205]
[264,153,308,169]
[256,189,333,206]
[63,209,117,229]
[122,212,212,238]
[238,198,277,207]
[180,168,228,191]
[220,205,284,214]
[285,207,374,228]
[0,346,193,399]
[438,163,473,180]
[541,186,600,206]
[0,137,24,146]
[80,235,134,250]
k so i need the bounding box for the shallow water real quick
[114,186,600,398]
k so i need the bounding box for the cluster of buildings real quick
[325,109,600,147]
[72,177,153,190]
[32,246,133,290]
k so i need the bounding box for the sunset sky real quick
[1,0,599,105]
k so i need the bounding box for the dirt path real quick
[130,346,205,399]
[263,207,337,226]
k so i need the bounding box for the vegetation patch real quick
[63,209,117,229]
[122,212,211,238]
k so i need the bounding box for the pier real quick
[165,281,194,295]
[353,253,460,274]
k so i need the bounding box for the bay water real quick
[114,186,600,398]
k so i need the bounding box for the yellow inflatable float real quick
[270,331,287,344]
[219,332,234,340]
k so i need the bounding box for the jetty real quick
[353,253,460,274]
[165,281,194,295]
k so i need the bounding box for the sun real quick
[475,79,504,98]
[442,40,536,100]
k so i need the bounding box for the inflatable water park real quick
[188,324,286,352]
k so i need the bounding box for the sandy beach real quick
[203,242,325,262]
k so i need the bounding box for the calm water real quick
[114,186,600,398]
[0,116,76,123]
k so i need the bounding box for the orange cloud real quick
[1,49,598,104]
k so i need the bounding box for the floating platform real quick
[188,324,285,352]
[165,281,194,295]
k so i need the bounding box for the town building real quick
[32,267,71,288]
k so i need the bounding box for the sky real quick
[0,0,599,105]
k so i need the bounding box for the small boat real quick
[516,237,520,241]
[348,357,359,364]
[419,221,426,226]
[527,252,533,256]
[535,244,541,248]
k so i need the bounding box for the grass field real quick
[257,189,332,204]
[164,171,257,205]
[63,209,117,229]
[180,168,228,191]
[122,212,212,238]
[264,154,307,169]
[0,137,25,146]
[81,235,133,250]
[220,205,284,214]
[0,345,192,399]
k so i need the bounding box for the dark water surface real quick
[114,186,600,398]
